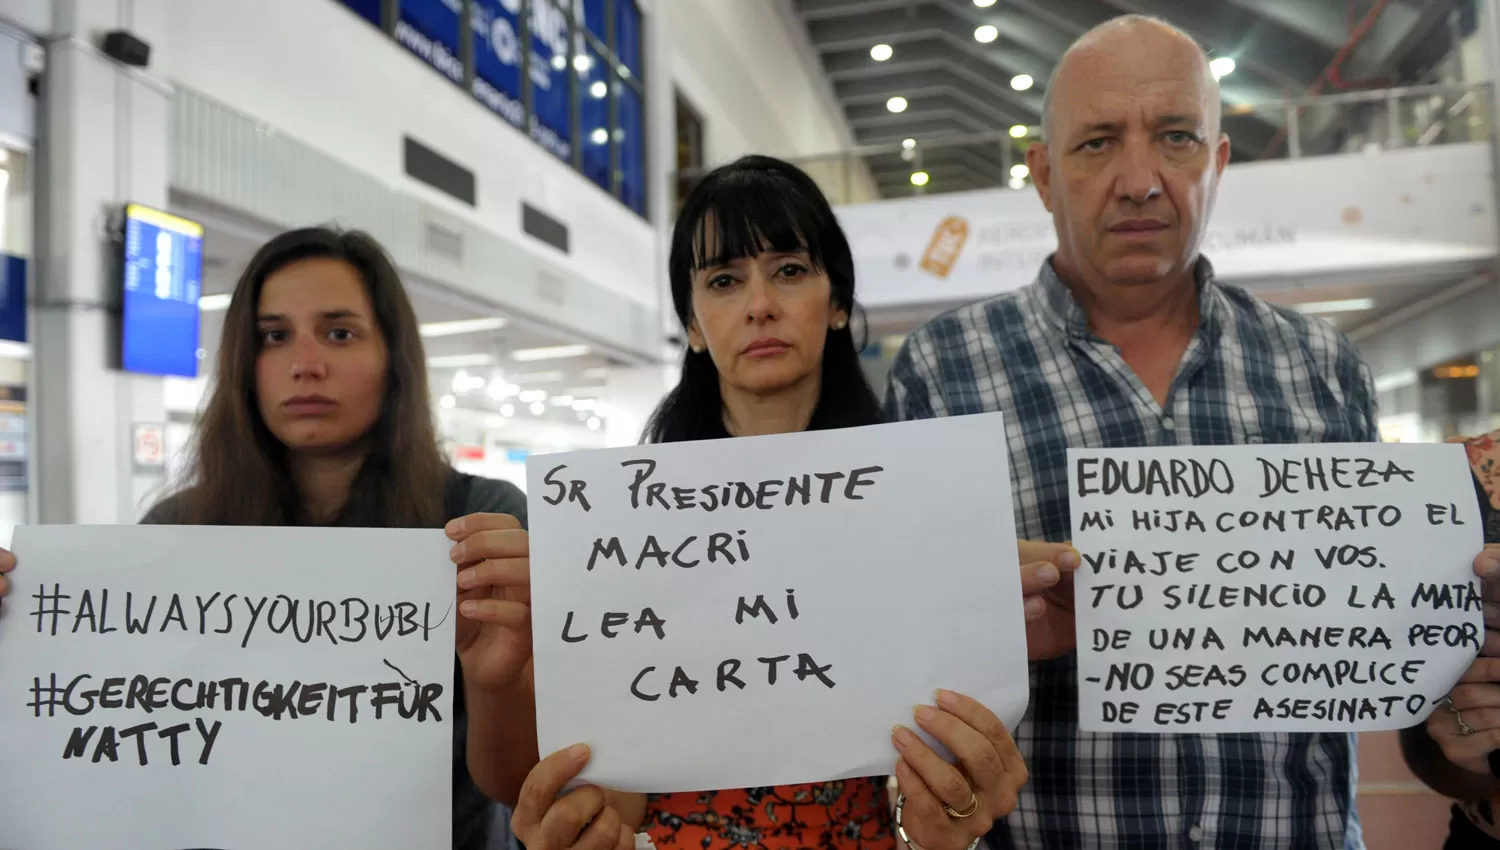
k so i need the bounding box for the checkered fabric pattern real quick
[884,258,1376,850]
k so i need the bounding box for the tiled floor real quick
[1358,731,1456,850]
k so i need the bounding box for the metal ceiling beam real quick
[865,144,1013,172]
[804,3,1056,79]
[867,150,1009,182]
[852,118,976,142]
[1217,0,1351,50]
[1341,1,1440,83]
[793,0,918,20]
[835,73,1032,127]
[934,0,1077,59]
[846,99,997,132]
[822,41,1046,114]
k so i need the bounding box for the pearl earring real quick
[832,317,848,331]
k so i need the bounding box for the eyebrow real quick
[256,309,366,322]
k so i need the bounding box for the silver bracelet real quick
[893,793,982,850]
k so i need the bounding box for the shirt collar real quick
[1036,255,1221,339]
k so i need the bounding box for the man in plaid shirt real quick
[886,13,1495,849]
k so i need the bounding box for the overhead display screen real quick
[121,204,204,379]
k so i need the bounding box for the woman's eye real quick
[260,329,287,345]
[328,328,355,343]
[777,263,809,279]
[707,274,736,290]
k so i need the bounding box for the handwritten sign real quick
[526,413,1029,793]
[0,525,455,850]
[1070,443,1483,734]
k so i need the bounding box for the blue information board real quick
[121,204,204,379]
[472,0,525,128]
[338,0,383,26]
[529,0,573,162]
[0,255,24,343]
[396,0,464,84]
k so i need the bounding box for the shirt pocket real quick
[1232,390,1349,445]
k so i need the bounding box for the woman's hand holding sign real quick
[1018,540,1082,661]
[0,546,12,605]
[449,512,533,691]
[891,690,1026,850]
[512,744,646,850]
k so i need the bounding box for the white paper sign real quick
[0,525,455,850]
[1070,443,1483,734]
[526,414,1029,793]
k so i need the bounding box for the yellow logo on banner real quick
[920,216,969,278]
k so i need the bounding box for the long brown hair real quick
[169,227,449,528]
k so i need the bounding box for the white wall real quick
[164,0,660,313]
[662,0,878,202]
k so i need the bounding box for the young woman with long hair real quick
[457,156,1039,850]
[0,226,538,849]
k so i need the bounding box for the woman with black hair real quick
[459,156,1040,850]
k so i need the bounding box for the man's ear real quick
[1027,142,1054,212]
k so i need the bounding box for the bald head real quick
[1041,15,1221,146]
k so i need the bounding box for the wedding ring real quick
[1458,710,1476,737]
[945,792,980,819]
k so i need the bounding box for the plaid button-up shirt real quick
[884,258,1376,850]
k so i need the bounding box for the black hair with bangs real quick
[644,155,884,444]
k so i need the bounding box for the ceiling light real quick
[573,54,593,73]
[1210,57,1236,80]
[572,398,597,411]
[1009,124,1029,138]
[500,403,515,417]
[870,44,893,62]
[902,138,916,150]
[419,317,507,337]
[511,344,590,362]
[426,353,495,369]
[1010,74,1034,91]
[886,96,908,113]
[518,389,548,403]
[1008,176,1026,190]
[1293,298,1375,315]
[590,81,607,99]
[440,394,456,409]
[583,367,609,379]
[488,377,519,400]
[974,25,999,44]
[900,149,916,162]
[199,293,232,312]
[510,370,565,383]
[550,395,576,406]
[1011,164,1030,179]
[974,0,996,6]
[587,416,602,431]
[551,54,567,71]
[910,171,930,187]
[0,340,32,359]
[590,128,608,145]
[451,369,487,393]
[530,401,546,416]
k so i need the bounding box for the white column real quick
[32,0,173,524]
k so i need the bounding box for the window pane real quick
[579,41,611,191]
[338,0,383,27]
[582,0,607,41]
[618,80,645,216]
[472,0,525,128]
[529,0,573,161]
[615,0,642,78]
[396,0,464,84]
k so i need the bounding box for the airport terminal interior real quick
[5,0,1500,847]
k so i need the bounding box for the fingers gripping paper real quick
[1069,444,1483,734]
[0,525,455,850]
[526,414,1030,793]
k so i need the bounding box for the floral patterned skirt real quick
[644,779,896,850]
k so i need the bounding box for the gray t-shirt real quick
[141,471,528,850]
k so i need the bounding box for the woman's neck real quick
[721,373,821,437]
[289,449,368,524]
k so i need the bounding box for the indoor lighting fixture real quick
[426,353,495,369]
[1010,164,1030,179]
[551,54,567,71]
[1210,57,1236,80]
[518,389,548,403]
[500,403,515,417]
[1009,124,1028,138]
[0,340,30,360]
[550,395,576,406]
[572,398,597,411]
[1293,298,1374,315]
[440,394,456,409]
[419,317,506,337]
[900,149,916,162]
[1008,176,1026,190]
[902,138,917,150]
[587,416,602,431]
[974,0,996,6]
[199,293,232,312]
[530,401,546,416]
[1434,364,1481,379]
[590,81,607,99]
[583,367,609,379]
[511,344,591,362]
[510,370,565,383]
[451,370,487,393]
[974,25,998,44]
[1010,74,1034,91]
[910,171,930,187]
[870,44,893,62]
[487,377,519,400]
[590,128,608,145]
[886,96,908,113]
[573,54,593,73]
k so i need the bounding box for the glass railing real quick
[673,82,1493,206]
